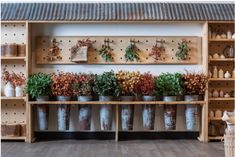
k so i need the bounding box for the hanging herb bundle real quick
[98,42,113,62]
[47,38,62,61]
[149,43,164,60]
[175,40,189,60]
[125,42,140,62]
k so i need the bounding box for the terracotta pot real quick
[56,96,71,131]
[142,96,156,130]
[184,95,200,131]
[4,43,17,57]
[99,96,113,130]
[36,96,49,131]
[17,44,26,56]
[120,96,135,131]
[77,96,92,130]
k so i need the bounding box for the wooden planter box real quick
[1,124,21,137]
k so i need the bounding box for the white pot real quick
[4,82,14,97]
[15,86,24,97]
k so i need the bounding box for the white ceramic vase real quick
[4,82,14,97]
[15,86,24,97]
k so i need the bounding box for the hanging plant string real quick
[149,42,164,60]
[98,39,113,62]
[124,41,140,62]
[175,40,189,60]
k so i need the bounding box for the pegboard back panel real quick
[209,23,234,37]
[36,36,201,64]
[1,23,26,44]
[1,100,26,125]
[1,60,26,96]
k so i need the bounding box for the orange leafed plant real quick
[2,68,26,87]
[182,71,208,95]
[51,71,76,96]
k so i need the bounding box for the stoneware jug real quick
[224,93,230,98]
[223,46,234,58]
[224,71,231,78]
[218,69,224,78]
[221,33,227,39]
[209,110,214,118]
[232,68,235,78]
[215,109,222,118]
[212,90,219,97]
[220,54,225,59]
[232,33,235,39]
[227,30,232,39]
[219,90,224,98]
[213,53,219,59]
[213,66,218,78]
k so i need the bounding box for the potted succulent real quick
[140,72,156,130]
[51,71,76,131]
[73,73,96,130]
[26,73,52,130]
[71,39,94,62]
[93,71,121,130]
[116,71,141,130]
[182,71,207,131]
[155,72,183,130]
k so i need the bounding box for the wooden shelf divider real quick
[1,96,26,100]
[208,78,235,81]
[1,136,26,140]
[209,58,235,62]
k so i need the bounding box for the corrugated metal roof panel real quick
[1,3,234,21]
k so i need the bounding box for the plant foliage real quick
[175,40,189,60]
[93,71,121,96]
[155,73,183,96]
[98,45,113,62]
[26,73,52,98]
[125,43,140,62]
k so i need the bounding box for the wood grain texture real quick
[1,140,224,157]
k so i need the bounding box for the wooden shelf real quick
[209,58,235,62]
[208,136,224,141]
[1,56,26,60]
[208,117,222,121]
[209,39,235,42]
[1,96,26,100]
[209,98,235,101]
[209,78,235,81]
[29,101,206,105]
[1,136,26,140]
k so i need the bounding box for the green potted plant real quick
[182,71,207,131]
[175,40,189,60]
[116,70,141,130]
[155,72,183,130]
[93,71,121,130]
[140,72,156,130]
[51,71,76,131]
[26,73,52,131]
[73,73,96,130]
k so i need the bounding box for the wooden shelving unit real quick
[1,56,26,60]
[1,96,26,100]
[209,98,235,101]
[207,22,234,142]
[29,101,206,105]
[1,136,26,140]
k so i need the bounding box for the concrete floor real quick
[1,140,224,157]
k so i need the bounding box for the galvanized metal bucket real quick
[142,96,156,130]
[36,96,49,131]
[99,96,113,130]
[163,96,177,130]
[121,96,135,131]
[78,96,92,130]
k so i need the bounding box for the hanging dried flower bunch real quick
[182,71,208,95]
[2,68,26,86]
[98,40,113,62]
[47,38,62,61]
[175,40,189,60]
[140,72,156,96]
[71,39,94,54]
[125,41,140,62]
[149,42,164,60]
[116,70,141,96]
[51,71,76,96]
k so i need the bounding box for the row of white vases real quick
[4,82,24,97]
[209,66,235,79]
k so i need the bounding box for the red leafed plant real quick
[2,68,26,87]
[140,72,156,96]
[149,43,164,60]
[51,71,76,96]
[182,71,208,95]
